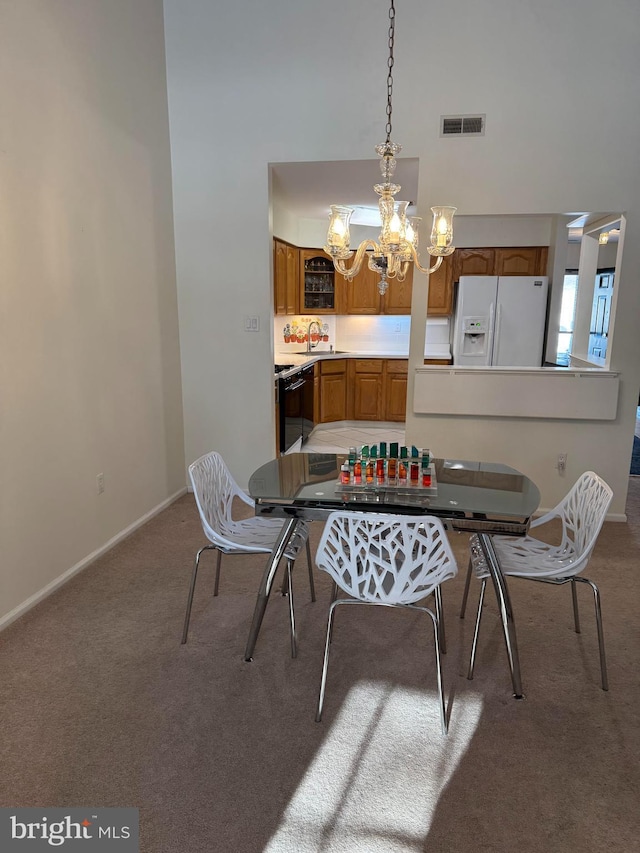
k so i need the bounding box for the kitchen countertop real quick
[274,348,451,379]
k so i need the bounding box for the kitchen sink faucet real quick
[307,321,322,352]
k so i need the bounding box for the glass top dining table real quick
[246,453,541,698]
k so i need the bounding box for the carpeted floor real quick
[1,481,639,852]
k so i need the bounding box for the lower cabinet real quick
[349,359,408,422]
[349,360,384,420]
[318,359,347,423]
[316,358,409,425]
[384,360,408,421]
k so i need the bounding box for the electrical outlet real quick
[96,473,105,494]
[557,453,567,473]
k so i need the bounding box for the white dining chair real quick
[182,451,315,657]
[462,470,613,690]
[314,511,458,734]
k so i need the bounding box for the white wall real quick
[1,0,184,625]
[164,0,640,517]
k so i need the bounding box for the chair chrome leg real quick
[571,578,581,633]
[426,608,448,735]
[575,577,608,691]
[306,538,316,602]
[477,533,524,698]
[213,550,222,597]
[328,581,339,645]
[467,579,487,679]
[434,586,446,654]
[460,558,473,618]
[181,545,216,644]
[286,559,297,659]
[316,600,339,722]
[244,518,298,662]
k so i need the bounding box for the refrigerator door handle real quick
[492,303,502,365]
[488,302,496,364]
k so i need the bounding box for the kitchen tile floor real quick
[303,421,405,454]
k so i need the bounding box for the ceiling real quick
[270,158,419,226]
[271,160,621,242]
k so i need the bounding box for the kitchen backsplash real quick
[274,315,451,357]
[275,316,337,354]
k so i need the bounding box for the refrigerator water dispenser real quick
[461,316,489,357]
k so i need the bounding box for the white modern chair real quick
[462,470,613,690]
[314,511,458,734]
[182,451,316,657]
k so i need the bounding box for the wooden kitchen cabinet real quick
[318,359,347,422]
[343,264,381,315]
[453,248,496,280]
[349,359,384,420]
[453,246,548,281]
[344,264,415,315]
[299,248,337,313]
[425,255,454,316]
[346,358,408,422]
[314,357,409,424]
[383,266,414,314]
[276,242,548,318]
[383,359,408,421]
[495,247,548,276]
[273,239,299,315]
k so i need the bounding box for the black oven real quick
[278,364,315,454]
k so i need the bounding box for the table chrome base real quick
[244,518,298,662]
[468,532,525,699]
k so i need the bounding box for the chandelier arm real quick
[411,248,444,276]
[334,240,381,280]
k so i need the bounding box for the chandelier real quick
[324,0,456,295]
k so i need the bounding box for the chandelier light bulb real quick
[405,220,415,244]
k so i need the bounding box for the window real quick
[556,272,578,366]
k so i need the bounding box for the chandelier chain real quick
[385,1,395,144]
[324,0,456,291]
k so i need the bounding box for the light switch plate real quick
[244,315,260,332]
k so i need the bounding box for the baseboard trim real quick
[0,487,188,633]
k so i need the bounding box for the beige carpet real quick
[1,480,639,852]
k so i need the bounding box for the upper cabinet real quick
[454,246,548,280]
[453,248,495,279]
[299,248,337,313]
[340,259,414,315]
[275,242,548,317]
[342,262,381,315]
[273,239,299,315]
[424,255,454,316]
[383,265,414,314]
[495,247,549,276]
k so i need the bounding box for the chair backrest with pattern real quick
[316,511,457,606]
[558,471,613,562]
[188,451,250,546]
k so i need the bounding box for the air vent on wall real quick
[441,114,485,136]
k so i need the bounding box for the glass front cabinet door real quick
[300,249,337,313]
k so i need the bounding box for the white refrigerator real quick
[452,275,549,367]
